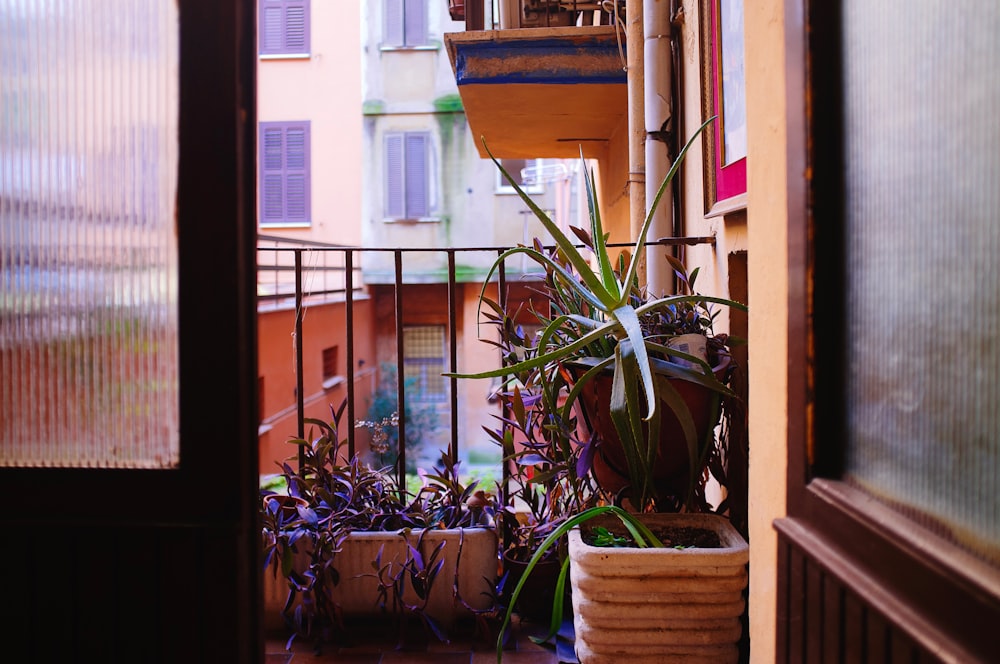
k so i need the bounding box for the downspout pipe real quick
[644,0,674,295]
[626,0,646,279]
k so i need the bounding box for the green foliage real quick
[448,118,747,512]
[495,505,664,663]
[260,402,495,650]
[363,362,439,473]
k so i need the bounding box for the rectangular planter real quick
[568,513,748,664]
[264,526,497,633]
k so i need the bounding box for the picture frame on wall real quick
[699,0,747,216]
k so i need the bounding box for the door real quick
[778,1,1000,661]
[0,1,260,661]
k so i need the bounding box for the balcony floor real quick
[265,616,575,664]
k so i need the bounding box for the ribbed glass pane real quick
[842,0,1000,562]
[0,1,179,468]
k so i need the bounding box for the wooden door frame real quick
[776,1,1000,661]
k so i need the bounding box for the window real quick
[384,0,427,48]
[321,346,343,389]
[1,2,180,469]
[495,158,545,194]
[259,121,310,227]
[385,132,431,220]
[403,326,446,402]
[259,0,310,56]
[322,346,338,381]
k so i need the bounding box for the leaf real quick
[483,138,616,305]
[618,116,716,309]
[495,505,663,663]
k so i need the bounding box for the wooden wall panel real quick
[777,524,953,664]
[0,526,252,663]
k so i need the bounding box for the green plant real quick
[495,505,664,663]
[362,362,439,472]
[261,402,495,650]
[449,118,746,511]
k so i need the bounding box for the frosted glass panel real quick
[0,1,179,468]
[842,1,1000,562]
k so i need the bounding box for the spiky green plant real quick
[448,118,746,511]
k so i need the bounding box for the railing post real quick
[346,249,356,460]
[294,250,305,470]
[447,250,459,462]
[394,250,406,491]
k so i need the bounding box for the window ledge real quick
[496,187,544,195]
[382,217,441,224]
[259,53,311,60]
[380,45,439,52]
[322,375,346,390]
[705,192,748,218]
[260,222,312,229]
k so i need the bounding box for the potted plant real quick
[449,118,746,512]
[261,403,499,650]
[497,506,748,663]
[483,370,601,624]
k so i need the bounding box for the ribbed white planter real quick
[263,527,497,632]
[568,513,748,664]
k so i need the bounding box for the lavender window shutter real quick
[260,0,283,54]
[405,133,428,218]
[284,124,310,223]
[285,1,309,53]
[385,133,404,219]
[385,0,403,47]
[260,0,310,55]
[260,125,285,223]
[260,121,310,225]
[404,0,428,47]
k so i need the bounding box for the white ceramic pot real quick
[263,526,497,632]
[568,513,748,663]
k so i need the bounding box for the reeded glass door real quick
[1,1,180,468]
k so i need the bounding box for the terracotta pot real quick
[568,513,748,663]
[448,0,465,21]
[574,353,731,502]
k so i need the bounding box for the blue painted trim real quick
[452,37,627,86]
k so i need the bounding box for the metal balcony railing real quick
[256,234,714,488]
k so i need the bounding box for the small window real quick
[322,346,338,380]
[258,376,265,423]
[259,121,311,227]
[384,0,427,48]
[403,326,446,403]
[385,132,431,221]
[259,0,310,56]
[496,158,545,194]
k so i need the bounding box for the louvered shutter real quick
[284,1,308,53]
[261,125,285,223]
[260,122,310,225]
[260,0,310,55]
[384,0,403,47]
[385,133,404,219]
[284,124,309,223]
[261,0,284,53]
[404,133,428,218]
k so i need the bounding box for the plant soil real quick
[583,524,722,549]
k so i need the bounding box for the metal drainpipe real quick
[626,0,646,277]
[644,0,674,295]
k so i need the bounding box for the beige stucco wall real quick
[673,1,789,661]
[257,1,363,246]
[744,2,789,661]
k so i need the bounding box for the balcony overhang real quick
[445,26,627,160]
